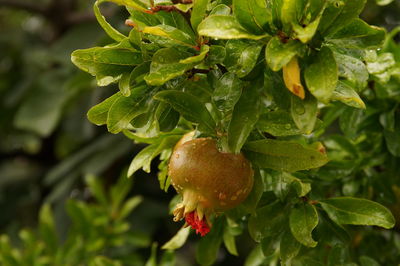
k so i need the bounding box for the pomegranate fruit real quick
[168,133,254,236]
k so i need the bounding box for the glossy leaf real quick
[280,229,301,265]
[228,83,261,153]
[127,135,180,176]
[179,45,209,64]
[289,203,319,247]
[248,201,287,242]
[145,48,194,86]
[333,52,369,90]
[107,85,152,133]
[155,103,180,132]
[327,19,386,49]
[256,111,301,136]
[154,90,216,134]
[98,0,149,12]
[233,0,271,34]
[291,94,318,134]
[224,39,263,77]
[304,46,338,103]
[320,197,395,229]
[223,225,238,256]
[94,1,126,42]
[143,25,197,47]
[71,45,143,86]
[319,0,366,36]
[162,226,190,250]
[265,37,303,71]
[118,72,131,96]
[191,0,209,33]
[212,72,243,114]
[331,81,366,109]
[244,139,329,172]
[198,15,268,40]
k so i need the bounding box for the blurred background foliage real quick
[0,0,399,265]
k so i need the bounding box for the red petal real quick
[185,211,210,237]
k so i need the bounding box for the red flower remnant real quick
[185,211,210,237]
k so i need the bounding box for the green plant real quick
[0,174,152,266]
[69,0,399,264]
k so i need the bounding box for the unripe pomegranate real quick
[168,133,254,236]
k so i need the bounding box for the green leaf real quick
[144,48,194,86]
[212,72,243,114]
[241,169,264,213]
[233,0,271,34]
[99,0,149,12]
[205,45,226,65]
[228,83,261,154]
[191,0,209,33]
[223,225,238,256]
[244,245,267,266]
[376,0,394,5]
[244,139,329,172]
[305,46,338,103]
[94,1,126,42]
[327,244,350,266]
[319,0,366,36]
[210,4,231,15]
[333,52,368,90]
[196,218,224,265]
[85,175,108,206]
[280,0,304,32]
[266,170,311,199]
[159,250,176,266]
[384,121,400,156]
[359,256,380,266]
[154,90,216,134]
[320,197,396,229]
[162,226,191,250]
[331,81,366,109]
[280,229,301,265]
[224,39,263,77]
[119,196,143,219]
[327,19,386,49]
[248,201,287,241]
[256,111,301,136]
[292,7,324,43]
[87,92,122,126]
[291,94,318,134]
[179,45,210,64]
[143,25,197,47]
[265,37,303,71]
[71,45,143,86]
[39,204,58,254]
[289,203,318,247]
[14,72,67,137]
[146,243,158,266]
[155,103,180,132]
[107,85,152,133]
[127,135,180,176]
[198,15,268,40]
[118,72,131,96]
